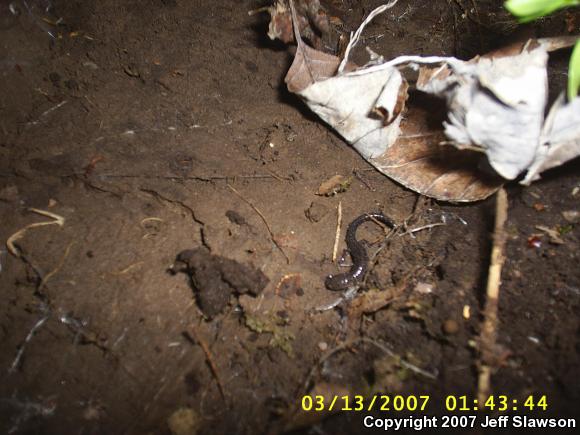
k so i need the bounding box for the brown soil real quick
[1,1,579,434]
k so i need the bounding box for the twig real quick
[477,188,508,404]
[26,100,68,126]
[353,169,375,192]
[398,222,446,237]
[248,6,271,16]
[401,195,429,233]
[265,168,287,182]
[226,183,289,263]
[190,325,226,402]
[7,208,65,257]
[332,202,342,263]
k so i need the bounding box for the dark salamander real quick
[325,213,396,291]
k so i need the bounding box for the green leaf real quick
[505,0,579,22]
[569,40,580,100]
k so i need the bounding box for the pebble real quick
[442,319,459,335]
[562,210,579,224]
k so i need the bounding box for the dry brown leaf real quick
[265,0,331,49]
[347,288,395,317]
[316,174,351,196]
[370,103,504,202]
[284,0,342,93]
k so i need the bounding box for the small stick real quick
[265,168,286,182]
[248,6,270,16]
[353,169,375,192]
[190,325,226,402]
[398,222,446,237]
[332,201,342,263]
[227,183,289,263]
[477,188,508,404]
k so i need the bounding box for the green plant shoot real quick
[570,41,580,100]
[505,0,580,99]
[505,0,580,22]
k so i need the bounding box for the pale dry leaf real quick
[418,37,579,182]
[284,1,575,201]
[522,94,580,184]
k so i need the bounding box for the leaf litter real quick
[282,0,580,202]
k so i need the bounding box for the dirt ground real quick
[0,0,579,434]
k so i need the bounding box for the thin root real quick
[7,208,65,257]
[190,325,226,402]
[39,242,75,292]
[227,183,289,263]
[398,222,446,237]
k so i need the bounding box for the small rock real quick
[167,407,200,435]
[442,319,459,335]
[511,269,522,279]
[414,282,433,294]
[562,210,579,224]
[462,305,471,319]
[82,401,105,421]
[318,341,328,351]
[82,61,99,70]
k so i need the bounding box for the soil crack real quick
[140,188,205,227]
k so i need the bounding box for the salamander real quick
[325,212,396,291]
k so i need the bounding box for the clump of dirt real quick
[175,247,269,318]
